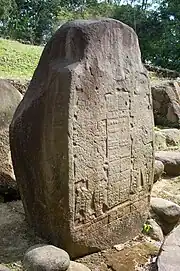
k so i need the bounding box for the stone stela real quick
[10,19,154,258]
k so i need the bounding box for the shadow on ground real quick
[0,201,159,271]
[0,201,44,265]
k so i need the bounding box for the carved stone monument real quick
[10,19,154,258]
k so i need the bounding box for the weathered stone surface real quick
[152,80,180,128]
[0,80,22,201]
[10,19,154,257]
[67,261,91,271]
[154,160,164,183]
[23,245,70,271]
[157,225,180,271]
[150,197,180,234]
[146,219,164,242]
[155,151,180,177]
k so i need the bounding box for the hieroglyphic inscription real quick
[73,88,132,226]
[106,92,131,210]
[130,87,153,194]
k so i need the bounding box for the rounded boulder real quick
[23,244,70,271]
[155,151,180,177]
[150,197,180,234]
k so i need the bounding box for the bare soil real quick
[0,201,43,270]
[0,201,160,271]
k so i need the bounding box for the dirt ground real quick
[0,200,160,271]
[2,175,179,270]
[0,201,43,270]
[77,237,159,271]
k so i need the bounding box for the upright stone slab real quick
[10,19,154,257]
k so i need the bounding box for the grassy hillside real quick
[0,38,174,81]
[0,39,43,79]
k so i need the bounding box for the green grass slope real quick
[0,39,43,79]
[0,38,174,82]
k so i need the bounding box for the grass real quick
[0,38,43,79]
[0,38,168,82]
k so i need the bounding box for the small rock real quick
[67,261,91,271]
[157,224,180,271]
[150,197,180,234]
[146,219,164,242]
[23,244,70,271]
[154,160,164,183]
[0,264,11,271]
[155,151,180,176]
[113,243,125,251]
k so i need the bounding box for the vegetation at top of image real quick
[0,0,179,77]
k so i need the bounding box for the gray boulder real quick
[0,80,22,201]
[155,151,180,177]
[154,160,164,183]
[150,197,180,234]
[151,197,180,223]
[152,80,180,128]
[157,225,180,271]
[23,244,70,271]
[67,262,91,271]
